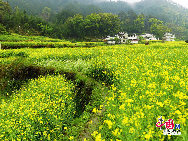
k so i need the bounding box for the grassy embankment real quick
[0,34,104,49]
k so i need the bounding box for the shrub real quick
[0,24,8,35]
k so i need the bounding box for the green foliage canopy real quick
[149,18,170,39]
[63,13,121,39]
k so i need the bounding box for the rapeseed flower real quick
[104,120,113,129]
[91,131,99,137]
[69,136,74,140]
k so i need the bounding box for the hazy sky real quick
[112,0,188,8]
[171,0,188,8]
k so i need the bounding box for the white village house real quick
[163,33,175,41]
[140,33,158,41]
[105,32,175,44]
[128,34,139,44]
[115,32,128,44]
[105,36,116,45]
[105,32,138,44]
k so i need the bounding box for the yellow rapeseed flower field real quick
[0,41,187,140]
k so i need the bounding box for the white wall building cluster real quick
[105,32,176,45]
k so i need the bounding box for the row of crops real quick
[0,34,64,42]
[0,42,105,49]
[0,41,187,140]
[0,34,105,49]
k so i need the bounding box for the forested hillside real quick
[1,0,188,39]
[6,0,99,15]
[135,0,188,25]
[6,0,188,25]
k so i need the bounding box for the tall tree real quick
[63,14,85,39]
[149,18,170,39]
[118,10,138,33]
[84,13,121,38]
[98,13,121,38]
[56,9,75,24]
[42,7,51,21]
[0,0,11,23]
[134,14,145,34]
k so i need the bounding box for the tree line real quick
[0,0,187,40]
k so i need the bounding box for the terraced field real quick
[0,34,104,49]
[0,41,187,140]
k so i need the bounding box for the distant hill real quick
[5,0,104,17]
[4,0,98,15]
[3,0,188,39]
[6,0,188,24]
[134,0,188,26]
[5,0,68,14]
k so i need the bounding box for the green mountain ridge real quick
[5,0,188,26]
[1,0,188,39]
[134,0,188,26]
